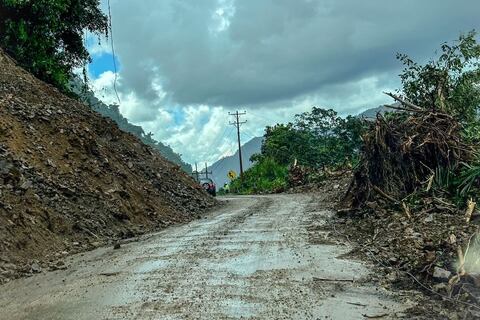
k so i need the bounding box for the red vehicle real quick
[200,178,216,196]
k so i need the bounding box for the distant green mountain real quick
[358,103,400,119]
[70,79,192,173]
[208,137,263,189]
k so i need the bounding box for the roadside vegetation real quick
[229,107,366,194]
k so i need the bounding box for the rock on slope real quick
[0,50,216,282]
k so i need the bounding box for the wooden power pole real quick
[193,162,212,181]
[229,111,247,179]
[204,162,212,179]
[193,162,200,182]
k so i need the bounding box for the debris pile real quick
[0,50,216,283]
[347,99,474,207]
[288,165,311,187]
[339,95,480,316]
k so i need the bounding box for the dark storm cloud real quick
[109,0,480,108]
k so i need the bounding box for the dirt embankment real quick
[0,50,216,283]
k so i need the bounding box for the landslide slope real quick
[0,50,216,282]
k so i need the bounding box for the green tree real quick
[397,30,480,124]
[233,107,366,194]
[0,0,108,91]
[259,123,313,166]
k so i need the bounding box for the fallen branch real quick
[457,246,466,276]
[402,202,412,219]
[313,277,355,282]
[363,313,389,319]
[384,92,423,111]
[372,185,399,204]
[346,301,367,307]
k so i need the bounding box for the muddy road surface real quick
[0,194,409,319]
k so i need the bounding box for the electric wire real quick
[107,0,121,105]
[210,125,236,173]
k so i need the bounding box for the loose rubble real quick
[333,96,480,318]
[0,49,216,284]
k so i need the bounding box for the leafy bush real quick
[230,157,288,194]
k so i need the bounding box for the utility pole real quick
[193,162,212,181]
[204,162,212,179]
[229,111,247,179]
[193,162,200,182]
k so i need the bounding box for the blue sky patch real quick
[89,53,121,79]
[172,108,186,125]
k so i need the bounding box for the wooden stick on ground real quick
[402,202,412,219]
[465,198,475,223]
[313,277,355,282]
[372,185,399,204]
[457,246,466,276]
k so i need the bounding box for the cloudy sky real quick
[86,0,480,165]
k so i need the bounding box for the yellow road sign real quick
[228,170,237,180]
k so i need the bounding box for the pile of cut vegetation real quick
[0,50,216,283]
[347,94,475,207]
[340,33,480,318]
[341,97,479,311]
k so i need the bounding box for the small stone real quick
[388,256,398,264]
[30,262,42,274]
[433,283,447,293]
[113,243,121,250]
[19,180,32,190]
[424,214,434,223]
[433,266,451,280]
[447,234,457,245]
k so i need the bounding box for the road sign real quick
[228,170,237,180]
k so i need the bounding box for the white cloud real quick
[88,0,479,165]
[85,32,111,58]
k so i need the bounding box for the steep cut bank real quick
[0,50,216,283]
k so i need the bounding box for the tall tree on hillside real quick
[0,0,108,91]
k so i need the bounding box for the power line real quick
[241,129,257,141]
[107,0,121,105]
[210,127,237,173]
[207,120,230,154]
[248,110,277,125]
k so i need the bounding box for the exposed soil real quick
[0,50,216,284]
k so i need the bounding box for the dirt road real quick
[0,194,408,319]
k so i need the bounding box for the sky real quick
[86,0,480,165]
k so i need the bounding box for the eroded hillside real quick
[0,50,216,282]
